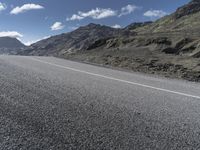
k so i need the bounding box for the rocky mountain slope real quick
[135,0,200,34]
[20,0,200,82]
[124,21,152,30]
[0,37,26,54]
[21,23,131,56]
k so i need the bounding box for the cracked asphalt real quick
[1,56,200,149]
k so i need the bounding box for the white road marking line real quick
[30,57,200,99]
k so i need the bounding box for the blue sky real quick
[0,0,190,45]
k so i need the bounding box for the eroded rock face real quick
[145,37,172,46]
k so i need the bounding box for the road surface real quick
[1,55,200,150]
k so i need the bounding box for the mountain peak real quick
[173,0,200,19]
[25,23,125,56]
[0,36,26,54]
[0,37,25,49]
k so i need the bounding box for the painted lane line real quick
[30,57,200,99]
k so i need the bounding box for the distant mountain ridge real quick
[0,37,26,54]
[22,23,131,56]
[0,37,25,49]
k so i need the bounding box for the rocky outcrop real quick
[173,0,200,19]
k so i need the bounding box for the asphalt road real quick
[1,55,200,150]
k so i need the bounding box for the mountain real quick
[128,0,200,58]
[0,37,26,54]
[21,23,131,56]
[135,0,200,34]
[78,0,200,57]
[19,0,200,82]
[173,0,200,19]
[61,0,200,81]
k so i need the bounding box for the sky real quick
[0,0,190,45]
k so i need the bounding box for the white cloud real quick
[51,22,65,31]
[0,2,6,12]
[0,31,23,38]
[67,8,117,21]
[112,24,121,29]
[144,10,167,18]
[67,14,84,21]
[119,4,138,17]
[67,5,139,21]
[24,36,50,46]
[10,3,44,15]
